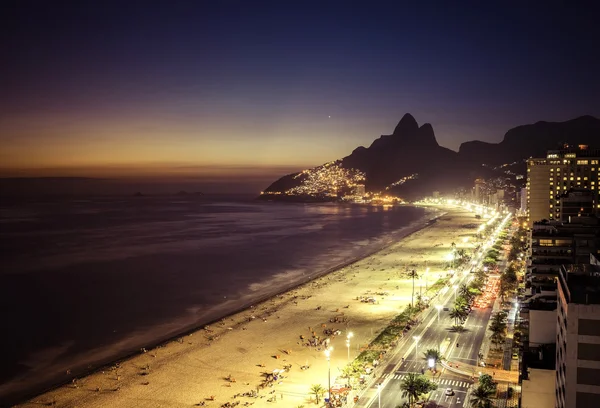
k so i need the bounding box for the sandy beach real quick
[15,205,480,408]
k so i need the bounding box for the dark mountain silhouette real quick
[262,114,600,201]
[459,115,600,166]
[341,113,469,195]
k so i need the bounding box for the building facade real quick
[526,145,600,227]
[556,257,600,408]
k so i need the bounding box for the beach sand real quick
[16,206,480,408]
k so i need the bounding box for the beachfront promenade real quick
[17,205,484,408]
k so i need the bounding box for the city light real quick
[346,332,353,362]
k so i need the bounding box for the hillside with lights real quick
[260,113,471,202]
[261,113,600,203]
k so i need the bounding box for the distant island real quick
[260,114,600,202]
[175,190,204,196]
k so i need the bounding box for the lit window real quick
[584,177,588,180]
[570,177,574,181]
[577,177,581,180]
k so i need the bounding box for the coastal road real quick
[361,214,511,408]
[362,269,489,408]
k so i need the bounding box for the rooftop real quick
[521,368,555,408]
[559,262,600,304]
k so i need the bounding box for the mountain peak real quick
[418,123,439,147]
[393,113,419,135]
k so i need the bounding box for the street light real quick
[413,335,420,360]
[346,332,353,362]
[377,383,381,408]
[435,305,443,322]
[453,285,458,302]
[428,357,435,371]
[324,347,333,404]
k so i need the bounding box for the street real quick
[361,214,511,408]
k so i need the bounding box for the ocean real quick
[0,195,431,404]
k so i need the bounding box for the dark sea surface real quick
[0,195,432,404]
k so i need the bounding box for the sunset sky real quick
[1,1,599,191]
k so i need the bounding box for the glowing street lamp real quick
[435,305,443,322]
[413,335,420,360]
[324,347,333,403]
[428,357,435,370]
[346,332,353,362]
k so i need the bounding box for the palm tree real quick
[458,283,473,302]
[309,384,326,405]
[423,348,443,370]
[407,270,419,307]
[399,373,421,407]
[449,306,467,326]
[469,385,494,408]
[489,312,507,339]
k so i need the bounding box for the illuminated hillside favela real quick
[268,161,365,198]
[261,162,411,203]
[385,173,419,190]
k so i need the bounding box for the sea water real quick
[0,195,431,404]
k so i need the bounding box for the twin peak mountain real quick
[263,113,600,200]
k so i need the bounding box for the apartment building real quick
[526,145,600,227]
[556,255,600,408]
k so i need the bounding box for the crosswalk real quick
[384,373,470,388]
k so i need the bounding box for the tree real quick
[489,312,507,334]
[423,348,443,370]
[478,374,496,392]
[469,385,494,408]
[399,373,437,407]
[309,384,326,405]
[458,284,474,303]
[408,270,419,307]
[499,267,518,301]
[483,257,497,269]
[449,306,467,326]
[489,312,507,349]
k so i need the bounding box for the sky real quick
[1,1,599,192]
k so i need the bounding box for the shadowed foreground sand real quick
[17,206,480,408]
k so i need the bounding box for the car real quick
[443,307,450,311]
[445,388,454,396]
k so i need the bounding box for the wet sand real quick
[15,206,479,408]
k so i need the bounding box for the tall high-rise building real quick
[526,145,600,227]
[556,255,600,408]
[521,187,528,214]
[559,189,595,221]
[474,178,485,204]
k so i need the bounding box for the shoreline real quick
[3,206,440,406]
[11,206,471,407]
